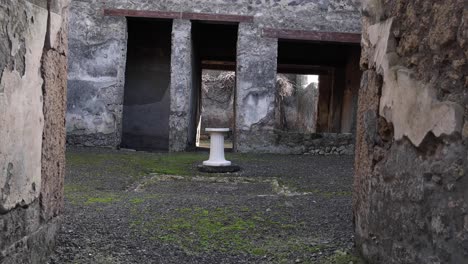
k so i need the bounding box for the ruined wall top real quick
[102,0,362,33]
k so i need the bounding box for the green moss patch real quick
[84,194,121,205]
[129,206,330,261]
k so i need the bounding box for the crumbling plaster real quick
[366,18,464,147]
[0,3,48,212]
[0,0,69,262]
[355,0,468,262]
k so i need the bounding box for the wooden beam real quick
[182,12,253,23]
[277,64,332,75]
[103,9,181,19]
[201,60,236,71]
[103,8,254,23]
[262,28,361,44]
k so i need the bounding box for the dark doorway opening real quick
[121,18,173,151]
[277,39,361,134]
[190,22,239,150]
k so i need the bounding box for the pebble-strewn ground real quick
[48,147,363,264]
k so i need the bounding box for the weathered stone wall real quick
[66,0,127,147]
[0,0,69,262]
[278,77,319,134]
[354,0,468,263]
[276,132,354,155]
[66,0,362,150]
[200,70,235,139]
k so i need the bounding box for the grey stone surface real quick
[105,0,362,33]
[200,70,235,139]
[277,76,319,133]
[66,0,127,147]
[235,23,278,153]
[0,202,61,264]
[169,19,193,152]
[236,130,354,155]
[66,0,362,151]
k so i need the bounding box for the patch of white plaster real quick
[7,24,21,57]
[368,18,464,146]
[66,111,116,135]
[242,91,273,128]
[0,4,48,211]
[48,12,63,49]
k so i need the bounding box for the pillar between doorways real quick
[235,23,278,153]
[169,19,193,152]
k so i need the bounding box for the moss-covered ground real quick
[51,147,362,264]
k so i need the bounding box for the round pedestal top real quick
[205,128,230,132]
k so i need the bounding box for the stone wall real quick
[66,0,127,147]
[354,0,468,263]
[200,70,235,139]
[66,0,362,151]
[0,0,69,262]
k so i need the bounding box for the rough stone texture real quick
[234,130,354,155]
[66,0,362,151]
[201,70,354,155]
[105,0,362,33]
[200,70,235,139]
[66,0,127,147]
[0,201,61,264]
[169,20,193,152]
[0,0,69,262]
[355,0,468,263]
[277,75,319,134]
[235,23,278,153]
[41,0,69,222]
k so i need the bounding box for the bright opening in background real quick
[197,70,235,149]
[301,75,319,89]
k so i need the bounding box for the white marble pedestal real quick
[203,128,231,167]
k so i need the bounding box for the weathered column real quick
[355,1,467,263]
[0,0,69,262]
[235,23,278,153]
[169,20,193,152]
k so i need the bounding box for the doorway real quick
[121,18,173,151]
[190,22,239,150]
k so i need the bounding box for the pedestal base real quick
[197,164,241,173]
[203,160,232,167]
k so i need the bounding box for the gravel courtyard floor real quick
[48,147,362,264]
